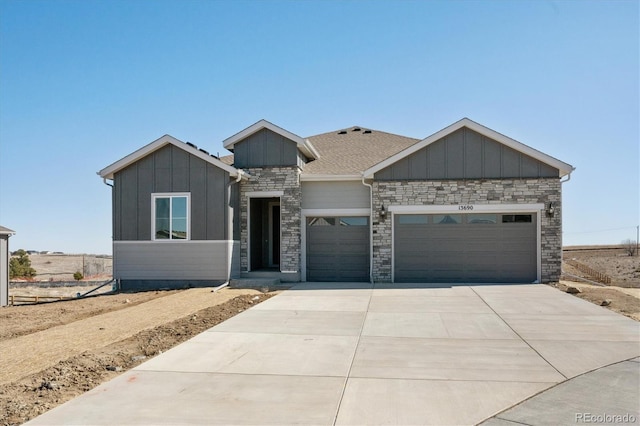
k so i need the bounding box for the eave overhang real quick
[223,119,320,160]
[97,134,248,180]
[363,118,575,179]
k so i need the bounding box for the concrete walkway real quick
[27,283,640,425]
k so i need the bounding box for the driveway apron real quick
[26,283,640,425]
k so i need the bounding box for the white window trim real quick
[151,193,191,241]
[301,208,372,282]
[390,203,543,284]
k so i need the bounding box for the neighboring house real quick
[99,118,574,290]
[0,226,15,306]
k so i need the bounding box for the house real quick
[98,118,574,290]
[1,226,15,306]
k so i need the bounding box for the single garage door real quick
[394,213,536,283]
[306,216,369,281]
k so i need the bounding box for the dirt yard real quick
[563,246,640,287]
[0,288,276,426]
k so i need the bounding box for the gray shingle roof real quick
[303,127,420,175]
[218,126,420,175]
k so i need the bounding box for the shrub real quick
[9,249,36,279]
[73,271,84,281]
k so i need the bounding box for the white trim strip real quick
[388,203,545,213]
[301,208,371,217]
[245,190,284,198]
[300,174,363,182]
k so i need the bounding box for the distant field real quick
[18,254,112,282]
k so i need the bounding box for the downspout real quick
[226,170,244,281]
[102,177,115,286]
[362,176,374,284]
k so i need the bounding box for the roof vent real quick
[199,148,209,155]
[186,142,197,149]
[352,127,361,132]
[210,153,219,159]
[363,130,372,134]
[338,130,347,135]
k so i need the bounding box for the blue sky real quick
[0,0,638,254]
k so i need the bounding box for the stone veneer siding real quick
[371,178,562,283]
[239,167,302,277]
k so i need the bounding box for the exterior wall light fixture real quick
[546,202,555,217]
[380,204,386,218]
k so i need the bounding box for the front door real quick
[269,203,280,267]
[249,197,280,271]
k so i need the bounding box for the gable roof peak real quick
[98,134,244,180]
[223,119,319,160]
[363,117,575,178]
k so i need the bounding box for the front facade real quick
[99,118,573,290]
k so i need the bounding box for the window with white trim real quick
[152,193,190,240]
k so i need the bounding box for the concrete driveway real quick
[27,283,640,425]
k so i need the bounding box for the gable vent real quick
[338,130,347,135]
[186,142,197,149]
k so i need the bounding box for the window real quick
[153,194,189,240]
[307,217,335,226]
[433,214,462,224]
[468,214,498,224]
[502,214,532,223]
[340,217,368,226]
[398,215,428,225]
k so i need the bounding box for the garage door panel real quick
[307,216,369,282]
[394,213,536,283]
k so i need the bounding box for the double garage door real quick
[305,212,537,283]
[395,213,537,283]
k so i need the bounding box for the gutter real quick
[362,176,374,284]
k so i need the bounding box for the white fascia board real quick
[222,119,319,160]
[363,118,575,178]
[299,174,363,182]
[97,135,244,179]
[0,228,16,236]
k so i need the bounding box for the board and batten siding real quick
[375,127,559,180]
[301,181,370,209]
[113,241,240,281]
[113,144,234,241]
[233,128,302,168]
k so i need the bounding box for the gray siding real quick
[375,127,560,180]
[301,181,370,209]
[113,144,231,241]
[233,128,300,168]
[0,236,8,307]
[113,241,239,281]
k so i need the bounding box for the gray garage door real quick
[306,217,369,282]
[394,213,537,283]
